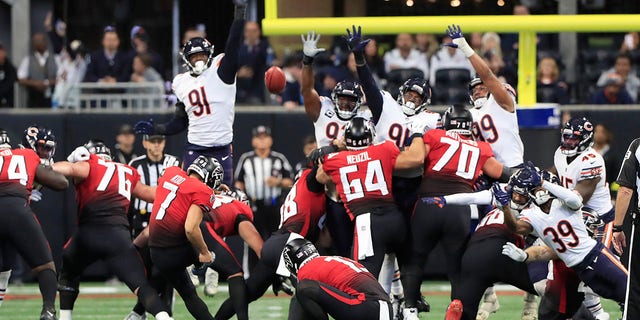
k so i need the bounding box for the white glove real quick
[301,31,326,58]
[67,146,90,163]
[30,189,43,202]
[502,242,528,262]
[409,118,430,136]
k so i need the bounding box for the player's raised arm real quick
[394,120,426,170]
[300,31,326,122]
[345,25,383,124]
[445,24,515,112]
[35,164,69,191]
[217,0,247,85]
[133,102,188,136]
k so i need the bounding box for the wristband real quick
[523,252,529,263]
[613,225,624,232]
[410,133,423,140]
[302,55,314,65]
[354,52,366,66]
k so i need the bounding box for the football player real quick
[283,238,393,320]
[0,128,68,319]
[133,0,247,185]
[52,141,173,320]
[20,125,57,202]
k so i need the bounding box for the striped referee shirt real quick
[235,150,293,202]
[128,153,181,231]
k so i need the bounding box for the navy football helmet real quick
[23,126,56,161]
[331,81,364,120]
[509,166,555,209]
[181,37,214,76]
[397,77,431,116]
[84,139,112,161]
[0,128,11,150]
[187,156,223,189]
[442,104,473,137]
[469,76,487,108]
[283,237,319,276]
[560,117,594,157]
[344,117,375,151]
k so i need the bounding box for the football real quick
[265,66,286,94]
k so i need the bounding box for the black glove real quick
[272,275,294,296]
[307,145,339,165]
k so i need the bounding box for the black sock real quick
[37,269,57,309]
[228,276,249,320]
[137,284,166,316]
[132,300,145,315]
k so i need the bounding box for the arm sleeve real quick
[217,20,244,85]
[444,190,493,205]
[306,165,325,193]
[617,138,640,188]
[542,180,583,210]
[155,102,188,135]
[356,64,383,124]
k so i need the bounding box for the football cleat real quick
[402,307,419,320]
[123,311,147,320]
[446,299,463,320]
[186,264,200,286]
[40,306,57,320]
[204,268,219,297]
[417,294,431,313]
[476,290,500,320]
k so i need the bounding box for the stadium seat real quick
[384,68,425,99]
[432,86,470,105]
[537,85,557,103]
[434,68,471,87]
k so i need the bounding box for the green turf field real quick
[0,282,622,319]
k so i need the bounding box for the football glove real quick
[344,25,370,53]
[307,145,338,165]
[272,275,294,296]
[408,118,430,136]
[133,119,155,135]
[492,182,511,207]
[444,24,474,57]
[422,196,446,208]
[473,174,491,191]
[194,251,216,271]
[67,146,90,163]
[502,242,528,262]
[30,189,43,202]
[301,31,325,58]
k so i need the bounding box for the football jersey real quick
[520,199,597,267]
[297,256,389,302]
[322,140,399,219]
[75,154,140,226]
[279,168,326,239]
[313,96,372,147]
[0,148,41,200]
[470,95,524,168]
[421,129,494,196]
[374,91,441,148]
[472,207,525,247]
[149,166,214,247]
[172,54,236,147]
[553,147,612,216]
[206,194,254,238]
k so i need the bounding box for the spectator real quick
[236,21,274,104]
[429,35,475,86]
[17,33,57,108]
[415,33,440,61]
[470,32,484,54]
[364,38,387,80]
[483,50,517,90]
[130,53,163,83]
[129,25,165,79]
[383,33,429,78]
[536,56,569,104]
[597,53,640,102]
[590,73,634,104]
[593,124,620,188]
[619,32,640,54]
[317,66,349,97]
[113,124,138,164]
[0,43,17,108]
[84,26,131,83]
[234,125,294,240]
[294,135,317,174]
[52,40,88,108]
[480,32,503,59]
[280,53,303,109]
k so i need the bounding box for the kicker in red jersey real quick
[0,148,41,200]
[149,166,214,247]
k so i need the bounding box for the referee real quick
[234,125,294,240]
[125,134,180,320]
[613,137,640,320]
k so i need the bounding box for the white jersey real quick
[521,199,597,267]
[470,95,524,167]
[553,147,613,216]
[172,54,236,147]
[374,91,441,147]
[313,96,372,147]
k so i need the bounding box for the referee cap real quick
[252,125,271,137]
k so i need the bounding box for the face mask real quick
[193,60,207,75]
[473,97,488,109]
[402,102,417,116]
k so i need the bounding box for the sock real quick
[390,257,404,298]
[132,301,145,316]
[0,270,11,306]
[228,276,249,320]
[37,269,57,309]
[378,253,395,294]
[60,309,72,320]
[137,285,166,316]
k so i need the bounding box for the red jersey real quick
[75,154,140,226]
[297,256,389,302]
[149,166,214,247]
[0,148,40,200]
[421,129,494,196]
[280,168,326,240]
[472,208,525,248]
[206,194,254,237]
[322,140,399,219]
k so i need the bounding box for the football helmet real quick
[397,77,431,116]
[331,81,364,120]
[344,117,375,151]
[0,128,11,150]
[469,76,487,109]
[510,167,554,209]
[23,126,56,161]
[282,237,319,276]
[582,208,604,240]
[560,117,594,157]
[187,156,223,190]
[84,139,112,161]
[442,104,473,136]
[181,37,214,76]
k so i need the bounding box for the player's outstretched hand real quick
[492,182,512,207]
[502,242,528,262]
[301,31,326,58]
[272,275,294,296]
[133,119,154,135]
[307,145,338,165]
[446,24,464,40]
[67,146,90,163]
[422,196,446,208]
[343,25,370,53]
[443,24,475,57]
